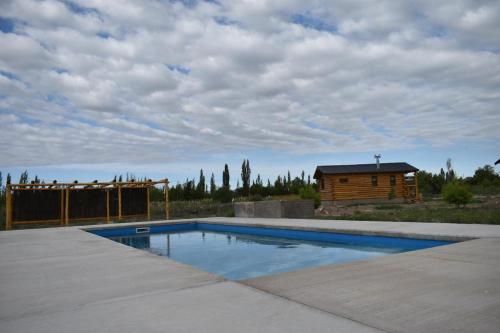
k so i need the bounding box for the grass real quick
[374,204,404,210]
[317,207,500,224]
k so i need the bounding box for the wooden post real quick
[106,189,110,223]
[5,185,12,230]
[164,180,170,220]
[415,171,420,202]
[118,185,122,221]
[147,187,151,220]
[60,189,64,226]
[65,188,69,226]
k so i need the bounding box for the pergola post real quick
[106,189,110,223]
[60,189,64,226]
[5,184,12,230]
[147,187,151,220]
[118,185,122,221]
[415,171,420,202]
[164,180,170,220]
[65,188,69,226]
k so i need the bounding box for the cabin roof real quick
[314,162,418,179]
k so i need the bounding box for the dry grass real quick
[316,195,500,224]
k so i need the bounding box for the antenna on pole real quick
[374,154,381,169]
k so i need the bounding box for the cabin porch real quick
[403,172,420,202]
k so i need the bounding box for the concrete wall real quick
[254,201,282,218]
[233,202,254,217]
[234,200,314,219]
[281,200,314,218]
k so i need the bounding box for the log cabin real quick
[313,162,419,205]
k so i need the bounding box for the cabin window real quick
[320,178,325,190]
[371,176,378,186]
[390,175,396,186]
[339,178,348,183]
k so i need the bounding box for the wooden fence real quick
[4,179,169,230]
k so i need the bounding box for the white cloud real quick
[0,0,499,168]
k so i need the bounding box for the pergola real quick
[5,179,169,230]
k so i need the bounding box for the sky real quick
[0,0,499,186]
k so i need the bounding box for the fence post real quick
[5,184,12,230]
[164,180,170,220]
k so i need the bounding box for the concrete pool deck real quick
[1,218,499,332]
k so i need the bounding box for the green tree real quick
[274,175,284,195]
[213,187,233,203]
[19,170,29,184]
[250,174,264,196]
[442,182,473,207]
[196,169,205,199]
[299,186,320,208]
[210,173,216,195]
[222,164,230,190]
[469,165,499,185]
[445,158,455,183]
[241,159,251,196]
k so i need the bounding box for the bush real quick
[249,194,264,201]
[299,186,320,208]
[388,187,396,200]
[442,182,473,207]
[212,188,233,203]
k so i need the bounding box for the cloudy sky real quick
[0,0,499,185]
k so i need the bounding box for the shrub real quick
[249,194,264,202]
[299,186,320,208]
[212,188,233,203]
[388,187,396,200]
[442,182,473,207]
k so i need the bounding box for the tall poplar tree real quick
[241,159,251,196]
[196,169,205,199]
[222,164,230,190]
[210,173,216,194]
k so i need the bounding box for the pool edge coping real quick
[79,218,476,242]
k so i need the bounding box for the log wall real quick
[318,175,335,201]
[319,173,406,201]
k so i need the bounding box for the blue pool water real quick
[91,223,453,280]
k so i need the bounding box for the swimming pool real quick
[90,223,453,280]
